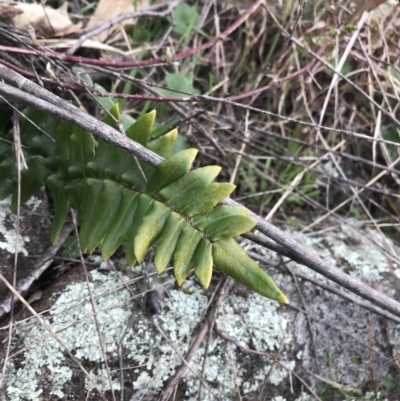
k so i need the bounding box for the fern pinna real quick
[0,105,288,303]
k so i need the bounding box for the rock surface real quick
[0,191,52,315]
[1,196,400,401]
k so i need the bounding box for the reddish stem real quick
[0,0,264,68]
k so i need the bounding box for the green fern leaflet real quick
[0,105,288,303]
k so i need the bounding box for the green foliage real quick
[61,237,80,259]
[345,24,358,34]
[316,365,394,401]
[381,126,399,159]
[172,3,199,36]
[0,105,288,303]
[157,72,200,100]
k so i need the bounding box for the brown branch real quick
[2,64,400,321]
[0,64,163,167]
[0,59,206,102]
[158,278,233,401]
[1,55,321,105]
[247,251,400,325]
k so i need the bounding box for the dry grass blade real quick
[71,209,117,401]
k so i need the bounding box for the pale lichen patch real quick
[3,268,298,401]
[286,220,397,282]
[0,196,41,256]
[294,394,314,401]
[84,368,121,393]
[3,270,131,400]
[9,220,395,401]
[178,284,294,400]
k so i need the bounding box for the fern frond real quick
[0,105,288,303]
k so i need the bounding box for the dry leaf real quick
[348,0,397,24]
[369,0,400,22]
[0,4,23,20]
[86,0,148,43]
[12,2,73,37]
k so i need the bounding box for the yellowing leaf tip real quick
[166,128,178,137]
[188,148,199,157]
[278,293,289,304]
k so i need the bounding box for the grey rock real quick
[1,199,399,401]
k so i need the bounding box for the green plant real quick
[322,349,334,369]
[171,2,199,40]
[316,370,394,401]
[0,105,287,303]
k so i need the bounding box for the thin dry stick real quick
[356,190,397,258]
[198,98,400,147]
[0,223,74,318]
[0,0,264,69]
[71,210,116,401]
[300,155,400,233]
[214,327,323,401]
[256,332,288,401]
[285,263,320,375]
[359,37,400,186]
[0,111,22,388]
[0,272,109,400]
[2,67,400,319]
[198,278,224,400]
[265,140,345,221]
[2,64,400,149]
[221,307,243,401]
[7,284,172,361]
[230,110,251,184]
[373,111,384,168]
[198,324,214,401]
[118,311,135,401]
[314,11,397,258]
[158,278,233,401]
[265,7,400,130]
[162,94,226,157]
[219,113,400,176]
[367,318,378,396]
[257,0,308,72]
[248,251,400,325]
[0,94,53,146]
[151,314,223,401]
